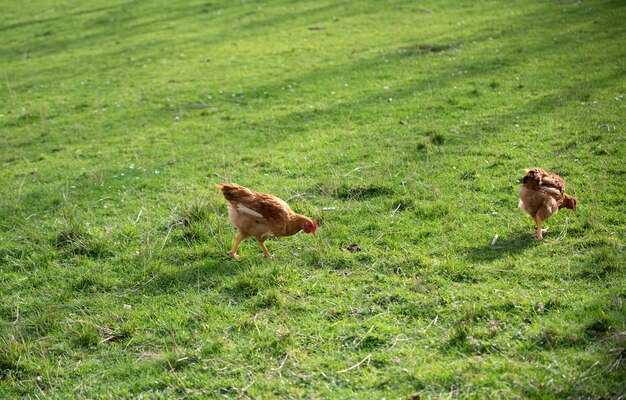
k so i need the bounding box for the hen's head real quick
[302,219,318,235]
[562,195,577,211]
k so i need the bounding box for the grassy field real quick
[1,0,625,398]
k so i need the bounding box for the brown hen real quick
[519,168,577,239]
[216,183,317,258]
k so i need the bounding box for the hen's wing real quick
[217,183,292,221]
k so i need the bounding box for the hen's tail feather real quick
[216,183,251,202]
[523,168,564,194]
[522,168,539,184]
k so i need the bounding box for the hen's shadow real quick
[466,230,535,262]
[139,249,246,296]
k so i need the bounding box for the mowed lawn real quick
[1,0,625,398]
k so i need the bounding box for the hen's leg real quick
[256,238,273,258]
[533,215,544,239]
[229,231,246,259]
[533,206,552,239]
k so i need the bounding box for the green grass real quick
[1,0,625,397]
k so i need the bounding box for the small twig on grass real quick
[123,337,135,352]
[25,213,39,220]
[213,172,227,180]
[337,353,371,374]
[253,313,261,334]
[271,353,289,371]
[35,376,45,396]
[344,165,374,177]
[160,221,181,252]
[286,193,307,202]
[353,325,375,349]
[546,218,569,244]
[99,336,115,344]
[391,203,402,217]
[390,335,409,350]
[423,315,438,333]
[372,233,385,245]
[132,208,143,225]
[577,360,601,383]
[13,304,19,324]
[17,176,26,198]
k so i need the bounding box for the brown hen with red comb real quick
[216,183,317,258]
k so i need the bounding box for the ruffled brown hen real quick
[519,168,577,239]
